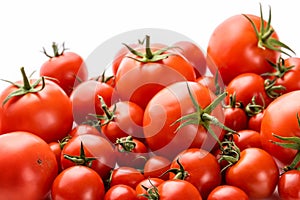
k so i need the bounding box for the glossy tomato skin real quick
[0,131,58,200]
[104,184,138,200]
[143,81,224,160]
[0,79,73,143]
[70,80,114,125]
[109,166,145,189]
[223,106,248,132]
[51,165,105,200]
[169,148,221,199]
[225,148,279,199]
[115,49,196,109]
[49,141,63,172]
[40,51,88,96]
[143,155,171,180]
[233,129,262,151]
[69,124,102,137]
[156,179,202,200]
[260,90,300,165]
[61,134,116,181]
[278,170,300,200]
[207,14,279,85]
[207,185,249,200]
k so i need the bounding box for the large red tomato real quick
[143,81,225,160]
[40,42,88,96]
[207,6,293,85]
[0,131,58,200]
[0,67,73,143]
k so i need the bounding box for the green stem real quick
[20,67,31,90]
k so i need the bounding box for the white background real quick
[0,0,299,93]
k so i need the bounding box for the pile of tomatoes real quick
[1,4,300,200]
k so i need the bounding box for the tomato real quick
[260,90,300,165]
[104,184,138,200]
[233,129,262,151]
[225,147,279,199]
[69,123,102,137]
[135,177,164,200]
[51,165,105,200]
[278,170,300,200]
[169,148,221,199]
[207,5,293,85]
[61,134,116,180]
[143,155,171,180]
[0,67,73,143]
[172,40,207,78]
[109,166,145,189]
[285,56,300,71]
[70,80,114,125]
[196,75,224,95]
[49,141,63,172]
[151,179,202,200]
[115,35,196,109]
[115,136,149,169]
[100,100,144,143]
[207,185,249,200]
[40,42,88,96]
[143,81,225,160]
[0,131,58,200]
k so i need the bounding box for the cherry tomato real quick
[104,184,138,200]
[135,177,164,200]
[233,129,262,151]
[40,42,88,96]
[0,131,58,200]
[0,67,73,143]
[51,165,105,200]
[109,166,145,189]
[143,155,171,180]
[207,185,249,200]
[278,169,300,200]
[69,124,102,137]
[49,141,63,172]
[225,147,279,199]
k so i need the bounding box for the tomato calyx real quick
[123,35,173,63]
[160,158,189,180]
[115,136,136,152]
[63,141,96,167]
[223,92,243,109]
[264,78,286,99]
[96,95,116,126]
[42,42,68,58]
[172,83,236,146]
[1,67,45,106]
[139,179,160,200]
[262,57,295,78]
[243,3,295,56]
[245,95,265,117]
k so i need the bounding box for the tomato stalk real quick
[264,78,286,99]
[1,67,45,106]
[96,95,116,126]
[245,95,265,117]
[42,42,68,58]
[262,57,294,78]
[115,136,136,152]
[160,158,189,180]
[243,3,295,56]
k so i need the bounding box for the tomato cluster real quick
[2,4,300,200]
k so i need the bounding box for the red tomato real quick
[207,5,294,85]
[0,67,73,143]
[143,81,225,160]
[143,155,171,180]
[196,75,224,95]
[51,166,105,200]
[285,56,300,71]
[278,170,300,200]
[109,166,145,189]
[172,40,207,78]
[169,148,221,199]
[260,90,300,165]
[100,100,144,143]
[115,35,196,109]
[0,131,58,200]
[135,177,164,200]
[104,184,138,200]
[49,141,63,172]
[69,124,102,137]
[233,129,262,151]
[40,42,88,96]
[115,136,149,169]
[70,80,114,125]
[61,134,116,180]
[207,185,249,200]
[225,147,279,199]
[153,179,202,200]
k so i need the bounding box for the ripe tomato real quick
[49,141,63,172]
[70,80,114,125]
[143,81,225,160]
[135,177,164,200]
[0,131,58,200]
[68,124,102,137]
[233,129,262,151]
[278,169,300,200]
[0,67,73,143]
[207,185,249,200]
[207,5,293,85]
[104,184,138,200]
[169,148,221,199]
[225,147,279,199]
[260,90,300,165]
[51,165,105,200]
[143,155,171,180]
[61,134,116,180]
[40,42,88,96]
[115,35,196,109]
[109,166,145,189]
